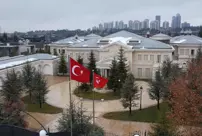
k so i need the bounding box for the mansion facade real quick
[49,30,202,80]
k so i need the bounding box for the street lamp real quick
[139,86,143,110]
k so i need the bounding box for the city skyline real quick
[0,0,202,32]
[93,13,193,31]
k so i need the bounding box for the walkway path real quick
[45,80,156,134]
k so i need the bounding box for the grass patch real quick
[22,96,63,114]
[103,102,169,123]
[74,89,120,100]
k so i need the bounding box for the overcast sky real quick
[0,0,202,32]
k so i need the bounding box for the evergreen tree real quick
[2,33,8,43]
[59,53,67,75]
[198,26,202,38]
[32,71,48,108]
[77,55,83,65]
[121,73,139,115]
[149,70,165,110]
[194,46,202,63]
[161,59,182,98]
[13,34,19,42]
[117,47,128,88]
[107,57,119,92]
[87,51,98,84]
[0,69,27,127]
[57,102,104,136]
[149,113,179,136]
[22,62,36,102]
[0,69,23,102]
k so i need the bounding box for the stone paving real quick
[44,80,157,134]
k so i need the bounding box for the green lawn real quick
[103,102,169,123]
[74,90,120,100]
[22,96,63,114]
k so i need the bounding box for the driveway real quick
[45,80,157,133]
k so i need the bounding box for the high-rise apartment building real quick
[115,21,119,29]
[176,13,181,28]
[128,20,133,29]
[134,20,141,30]
[143,19,149,29]
[182,22,191,28]
[119,21,124,29]
[155,15,161,28]
[104,23,108,30]
[163,21,169,29]
[99,23,104,31]
[172,14,181,29]
[150,20,160,30]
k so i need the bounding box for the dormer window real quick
[127,40,141,45]
[97,39,110,45]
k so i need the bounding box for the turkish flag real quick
[93,73,108,88]
[70,58,90,83]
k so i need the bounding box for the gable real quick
[101,42,132,51]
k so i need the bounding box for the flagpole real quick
[68,55,73,136]
[92,70,95,129]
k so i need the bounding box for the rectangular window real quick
[150,55,154,61]
[76,53,79,58]
[144,55,148,61]
[164,55,169,60]
[145,68,150,78]
[58,49,61,53]
[138,54,142,60]
[157,55,161,63]
[81,53,84,58]
[191,49,195,56]
[179,49,184,55]
[138,68,142,77]
[185,49,189,55]
[62,49,65,54]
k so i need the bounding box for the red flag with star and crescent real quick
[93,73,108,88]
[70,57,90,83]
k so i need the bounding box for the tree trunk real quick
[29,92,32,103]
[129,98,132,115]
[157,99,160,110]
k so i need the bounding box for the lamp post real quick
[139,86,143,110]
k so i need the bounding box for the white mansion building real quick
[49,30,202,80]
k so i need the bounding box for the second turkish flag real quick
[70,57,90,83]
[93,73,108,88]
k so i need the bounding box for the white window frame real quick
[144,55,148,61]
[150,55,154,61]
[145,68,150,78]
[138,54,142,60]
[138,68,142,77]
[179,49,184,55]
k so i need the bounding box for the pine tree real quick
[198,26,202,38]
[22,62,36,102]
[194,46,202,63]
[57,102,104,136]
[121,73,139,115]
[59,53,67,75]
[87,51,98,84]
[149,70,165,110]
[32,71,48,108]
[117,47,128,88]
[107,57,119,92]
[1,69,23,102]
[77,55,83,65]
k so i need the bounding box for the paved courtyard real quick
[45,80,157,133]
